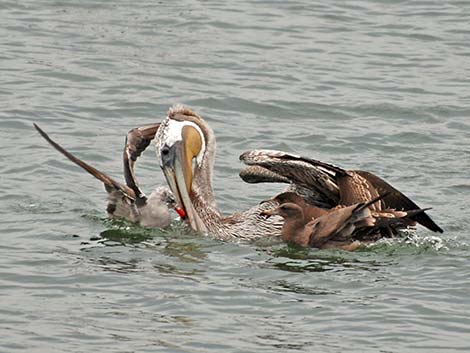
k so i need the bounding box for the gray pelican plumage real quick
[34,123,177,228]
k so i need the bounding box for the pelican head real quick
[154,105,216,233]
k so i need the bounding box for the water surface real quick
[1,1,470,352]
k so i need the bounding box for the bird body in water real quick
[263,193,429,250]
[34,123,181,228]
[263,202,373,251]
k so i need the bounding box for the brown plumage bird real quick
[262,193,429,251]
[262,200,376,251]
[269,191,429,238]
[240,150,443,234]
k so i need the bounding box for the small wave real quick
[364,231,451,254]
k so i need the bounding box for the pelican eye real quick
[161,146,170,156]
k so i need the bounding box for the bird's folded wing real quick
[123,123,160,206]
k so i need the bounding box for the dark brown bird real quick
[262,194,427,250]
[240,150,443,234]
[262,200,377,251]
[269,191,430,238]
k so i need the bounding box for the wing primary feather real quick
[34,123,135,200]
[277,153,350,176]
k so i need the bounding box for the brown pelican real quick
[262,193,430,250]
[144,105,442,240]
[34,123,180,228]
[266,191,430,238]
[262,199,377,251]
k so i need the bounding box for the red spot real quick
[175,207,186,219]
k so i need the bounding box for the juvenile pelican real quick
[262,193,430,250]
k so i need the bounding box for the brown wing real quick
[269,153,384,209]
[273,156,437,225]
[123,123,160,206]
[34,123,135,199]
[354,170,443,233]
[335,172,382,210]
[308,194,389,247]
[307,204,361,247]
[34,123,139,219]
[239,150,340,207]
[239,165,291,184]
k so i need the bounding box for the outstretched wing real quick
[122,123,160,206]
[34,123,134,199]
[245,151,384,210]
[34,123,140,220]
[239,150,340,207]
[239,149,443,233]
[239,165,291,184]
[267,152,442,231]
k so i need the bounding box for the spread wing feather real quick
[239,150,340,207]
[34,123,135,200]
